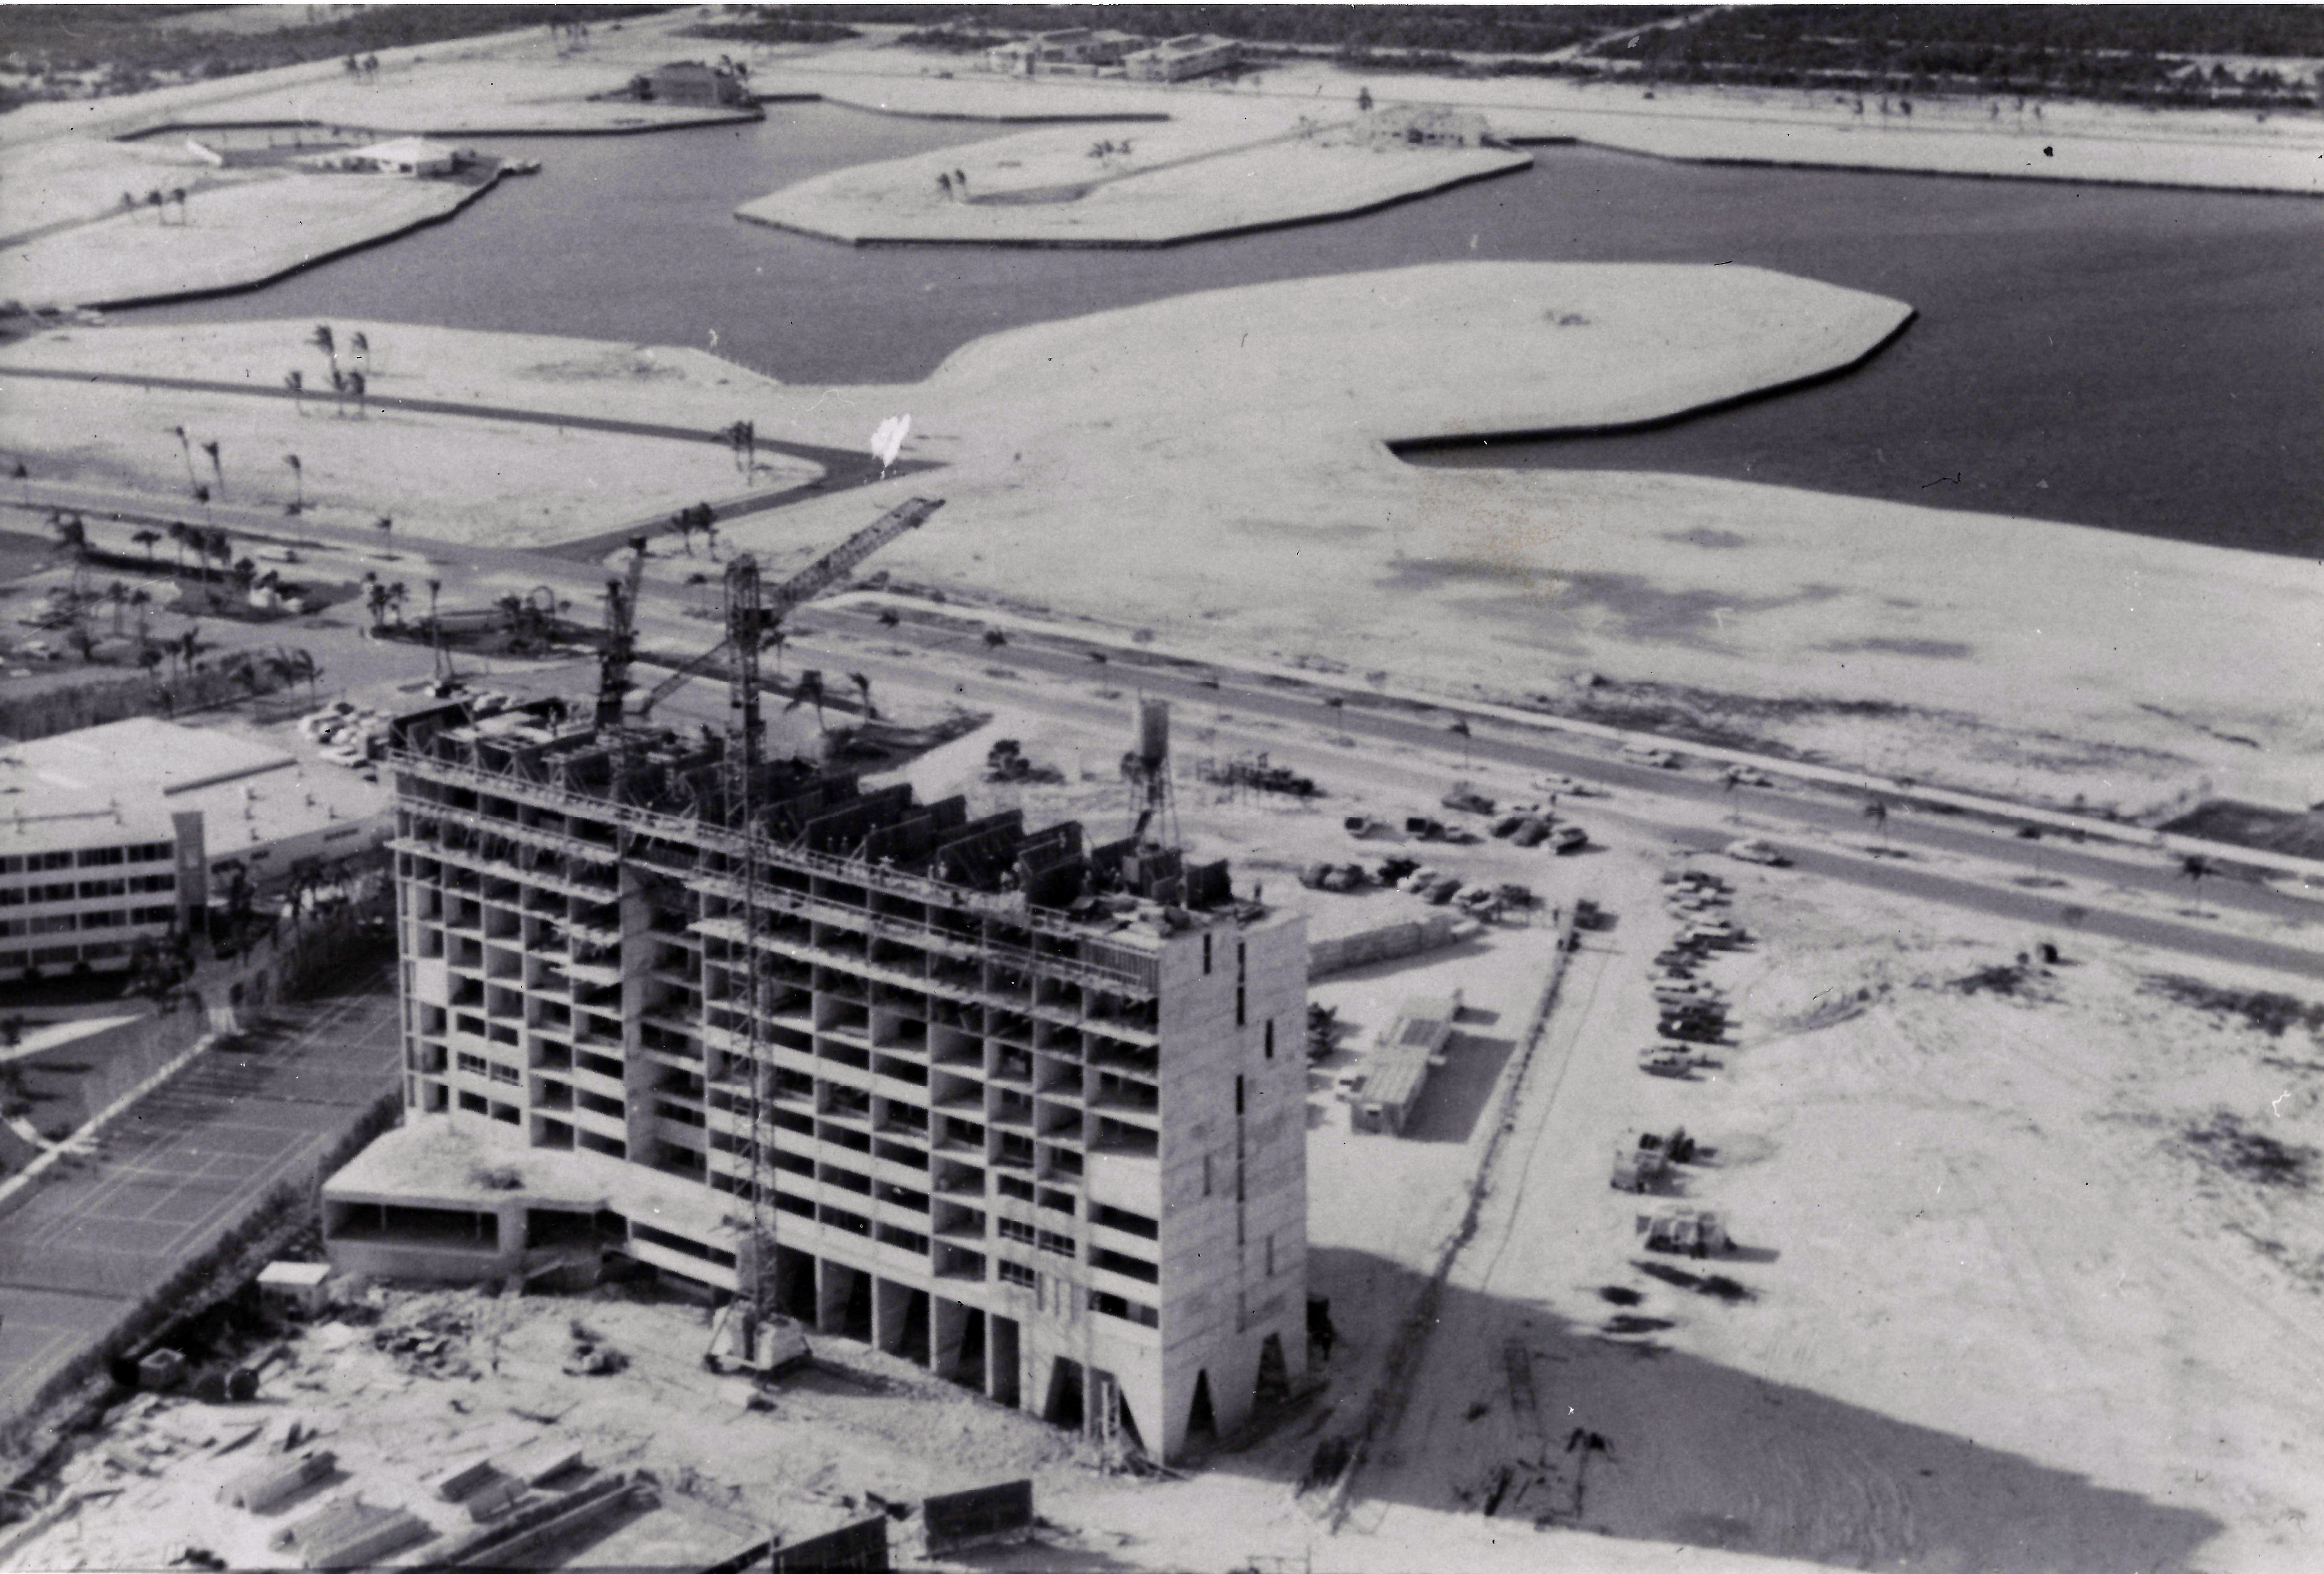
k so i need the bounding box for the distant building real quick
[984,27,1143,76]
[1340,992,1460,1136]
[1355,105,1493,148]
[293,136,463,177]
[632,59,752,107]
[1122,34,1241,83]
[0,717,389,980]
[323,699,1309,1459]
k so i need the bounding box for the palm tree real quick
[206,527,232,582]
[170,425,197,489]
[132,528,162,564]
[172,186,189,224]
[387,581,408,625]
[193,483,212,525]
[65,624,99,664]
[284,369,305,415]
[1863,798,1889,845]
[767,627,788,675]
[146,189,165,224]
[121,191,139,225]
[347,369,367,419]
[374,515,393,553]
[232,556,257,596]
[2181,854,2214,908]
[289,647,321,697]
[201,439,223,497]
[11,461,27,507]
[311,324,338,380]
[983,628,1007,649]
[349,330,370,374]
[328,366,347,417]
[847,671,877,721]
[104,580,128,635]
[784,669,829,731]
[365,580,392,633]
[283,453,303,513]
[128,587,152,644]
[166,520,189,573]
[1448,717,1471,769]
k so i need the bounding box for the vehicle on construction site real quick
[1441,783,1495,815]
[1623,744,1679,768]
[1377,855,1420,885]
[1509,817,1551,848]
[1404,814,1449,841]
[1343,814,1377,838]
[1496,882,1535,908]
[1725,837,1786,865]
[1610,1133,1671,1193]
[1639,1043,1708,1078]
[1396,865,1440,895]
[1455,884,1501,917]
[1660,1016,1725,1044]
[1422,874,1463,905]
[703,1300,811,1381]
[1639,1205,1730,1258]
[1550,824,1588,853]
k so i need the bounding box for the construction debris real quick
[218,1448,336,1513]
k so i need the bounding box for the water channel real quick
[122,101,2324,556]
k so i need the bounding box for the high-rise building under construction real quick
[323,697,1308,1459]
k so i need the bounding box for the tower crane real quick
[622,496,942,726]
[594,535,651,733]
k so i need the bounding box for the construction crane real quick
[626,496,942,724]
[593,535,651,732]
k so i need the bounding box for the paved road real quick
[0,979,399,1425]
[0,365,940,561]
[805,605,2324,979]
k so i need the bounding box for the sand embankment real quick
[9,261,2319,809]
[741,108,1529,246]
[2,171,494,309]
[747,44,2324,197]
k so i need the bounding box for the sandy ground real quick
[11,663,2322,1571]
[2,171,486,310]
[0,11,754,149]
[743,108,1530,246]
[10,254,2322,816]
[755,43,2324,197]
[0,136,275,246]
[1,368,815,551]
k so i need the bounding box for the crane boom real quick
[632,497,941,721]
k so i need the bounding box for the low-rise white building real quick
[0,717,390,980]
[294,136,463,177]
[1122,34,1240,83]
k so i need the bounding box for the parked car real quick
[1723,766,1773,787]
[1441,784,1495,815]
[1536,773,1605,798]
[1423,874,1463,905]
[1725,838,1786,866]
[1550,824,1588,853]
[1623,744,1678,768]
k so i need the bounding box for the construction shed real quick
[1340,992,1461,1136]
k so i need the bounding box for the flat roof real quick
[326,1116,745,1247]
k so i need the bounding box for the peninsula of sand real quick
[11,258,2321,814]
[740,106,1530,247]
[0,11,758,310]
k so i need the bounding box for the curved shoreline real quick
[736,151,1530,249]
[1387,308,1919,451]
[75,170,505,311]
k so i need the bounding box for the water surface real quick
[122,107,2324,555]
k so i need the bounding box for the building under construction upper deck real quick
[333,697,1310,1460]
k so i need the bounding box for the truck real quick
[1638,1205,1731,1258]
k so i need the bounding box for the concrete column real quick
[988,1314,1022,1408]
[873,1277,913,1356]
